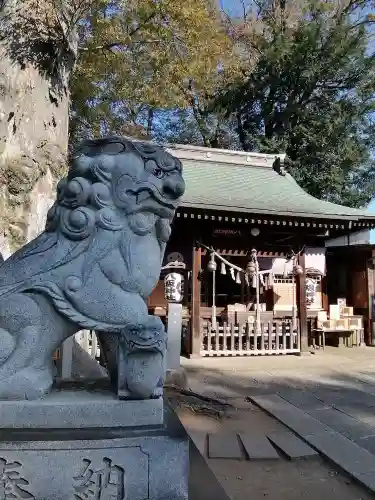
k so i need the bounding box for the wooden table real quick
[311,328,361,349]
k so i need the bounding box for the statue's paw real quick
[0,328,16,363]
[150,386,163,399]
[0,367,53,401]
[151,375,165,399]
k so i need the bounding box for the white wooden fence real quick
[201,319,300,356]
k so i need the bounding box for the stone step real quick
[249,394,330,437]
[238,432,280,460]
[248,392,375,494]
[267,430,318,460]
[208,433,243,459]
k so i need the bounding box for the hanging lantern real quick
[164,272,185,303]
[207,253,217,272]
[294,265,303,276]
[246,261,256,276]
[236,271,241,284]
[221,262,226,275]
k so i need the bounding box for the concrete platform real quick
[0,388,163,429]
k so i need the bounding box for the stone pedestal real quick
[0,388,189,500]
[166,302,183,371]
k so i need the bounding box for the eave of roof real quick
[179,200,374,220]
[166,145,375,222]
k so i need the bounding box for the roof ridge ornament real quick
[273,157,286,176]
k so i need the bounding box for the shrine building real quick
[148,144,375,357]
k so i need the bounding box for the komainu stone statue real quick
[0,137,185,400]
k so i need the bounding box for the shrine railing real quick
[201,319,300,356]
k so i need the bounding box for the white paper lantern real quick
[164,272,184,303]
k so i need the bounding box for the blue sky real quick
[219,0,245,16]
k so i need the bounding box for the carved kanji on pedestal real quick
[0,458,34,499]
[73,458,125,500]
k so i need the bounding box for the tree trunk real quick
[147,108,154,136]
[0,0,78,254]
[237,113,250,151]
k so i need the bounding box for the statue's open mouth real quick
[125,339,163,352]
[134,188,176,218]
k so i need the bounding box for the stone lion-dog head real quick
[46,136,185,241]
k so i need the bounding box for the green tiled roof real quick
[180,159,375,221]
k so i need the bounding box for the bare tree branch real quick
[80,39,162,52]
[80,10,159,54]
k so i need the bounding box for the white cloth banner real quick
[305,247,326,275]
[271,247,326,276]
[272,258,293,276]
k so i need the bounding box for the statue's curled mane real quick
[46,136,182,241]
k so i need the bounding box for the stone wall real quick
[0,169,55,259]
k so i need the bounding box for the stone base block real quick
[0,434,188,500]
[0,387,163,429]
[0,391,189,499]
[0,389,235,499]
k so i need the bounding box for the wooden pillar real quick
[191,245,202,357]
[367,252,375,345]
[321,275,328,311]
[241,274,245,304]
[240,255,246,305]
[297,252,309,353]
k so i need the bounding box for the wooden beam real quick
[297,252,309,353]
[191,245,202,356]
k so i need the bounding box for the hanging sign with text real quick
[212,228,242,237]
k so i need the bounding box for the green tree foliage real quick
[216,0,375,207]
[70,0,235,143]
[69,0,375,208]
